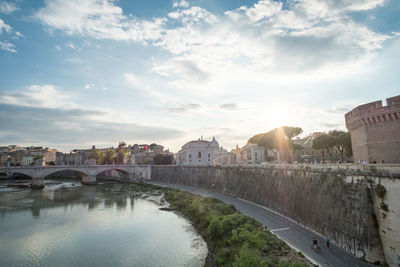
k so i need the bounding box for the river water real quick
[0,180,208,267]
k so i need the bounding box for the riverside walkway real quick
[148,181,374,267]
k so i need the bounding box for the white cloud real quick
[0,40,16,52]
[0,85,76,109]
[65,42,77,49]
[0,2,19,14]
[123,72,178,103]
[0,18,22,52]
[220,103,240,110]
[14,31,23,37]
[35,0,165,42]
[84,84,93,89]
[30,0,394,148]
[34,0,389,78]
[173,0,189,8]
[124,73,144,89]
[66,58,84,64]
[165,103,200,113]
[0,18,12,34]
[0,84,186,151]
[0,103,185,151]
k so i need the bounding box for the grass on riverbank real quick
[162,187,310,267]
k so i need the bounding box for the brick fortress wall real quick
[345,95,400,164]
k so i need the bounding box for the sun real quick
[265,103,293,129]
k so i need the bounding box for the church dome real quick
[210,137,219,148]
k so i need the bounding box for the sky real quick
[0,0,399,152]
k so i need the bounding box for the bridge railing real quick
[0,164,150,170]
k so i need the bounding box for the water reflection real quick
[0,180,207,267]
[0,181,141,217]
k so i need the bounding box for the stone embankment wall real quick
[151,164,400,266]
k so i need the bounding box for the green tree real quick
[118,141,127,148]
[312,133,336,161]
[117,148,130,164]
[282,126,303,141]
[91,149,104,165]
[103,149,116,165]
[33,154,43,161]
[291,143,304,151]
[329,130,352,161]
[149,143,158,151]
[248,126,303,163]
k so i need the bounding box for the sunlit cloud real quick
[0,0,397,152]
[34,0,391,78]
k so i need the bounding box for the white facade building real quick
[21,156,34,166]
[239,143,265,164]
[177,137,221,165]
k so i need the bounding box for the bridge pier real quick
[82,175,96,184]
[30,178,44,189]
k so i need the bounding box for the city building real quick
[230,143,278,165]
[0,154,10,166]
[177,137,221,165]
[56,152,82,166]
[152,145,164,153]
[212,147,234,165]
[21,155,34,166]
[43,149,58,163]
[237,143,265,164]
[345,95,400,164]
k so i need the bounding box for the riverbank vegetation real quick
[157,186,310,267]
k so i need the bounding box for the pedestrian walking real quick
[326,238,330,249]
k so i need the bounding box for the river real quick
[0,179,208,267]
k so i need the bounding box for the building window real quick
[208,154,210,158]
[189,154,192,158]
[198,152,201,158]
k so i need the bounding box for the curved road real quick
[148,181,374,267]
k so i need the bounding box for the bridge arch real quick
[43,169,89,179]
[8,170,35,179]
[95,167,130,178]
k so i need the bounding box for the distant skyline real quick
[1,0,399,152]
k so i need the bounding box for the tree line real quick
[311,130,352,161]
[248,126,352,162]
[91,148,130,165]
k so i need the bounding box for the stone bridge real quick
[0,165,151,188]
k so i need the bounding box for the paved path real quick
[148,181,374,267]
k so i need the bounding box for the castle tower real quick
[345,95,400,164]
